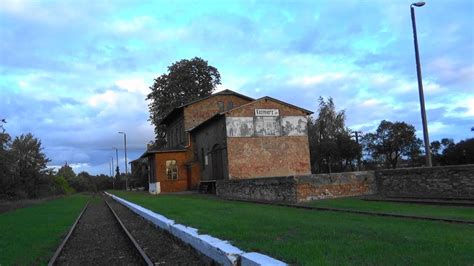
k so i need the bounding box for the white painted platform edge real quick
[106,192,288,266]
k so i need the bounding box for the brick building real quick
[133,90,312,194]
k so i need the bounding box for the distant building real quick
[132,90,312,194]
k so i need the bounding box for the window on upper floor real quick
[227,101,234,110]
[166,160,178,180]
[217,101,224,112]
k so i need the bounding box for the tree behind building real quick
[147,57,221,147]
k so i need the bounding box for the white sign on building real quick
[255,109,279,116]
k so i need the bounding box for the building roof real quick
[225,96,313,115]
[159,89,254,125]
[137,146,187,159]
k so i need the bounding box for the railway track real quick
[48,194,153,266]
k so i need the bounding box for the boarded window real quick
[166,160,178,180]
[201,148,205,169]
[217,101,224,112]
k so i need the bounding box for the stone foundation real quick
[216,172,375,203]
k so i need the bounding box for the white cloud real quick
[288,72,348,86]
[110,16,155,34]
[87,90,119,107]
[115,78,149,95]
[360,98,382,107]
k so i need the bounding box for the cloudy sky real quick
[1,0,473,175]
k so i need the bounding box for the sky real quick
[1,0,473,175]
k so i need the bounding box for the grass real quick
[110,190,474,266]
[0,194,90,265]
[306,197,474,221]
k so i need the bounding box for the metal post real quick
[119,132,128,190]
[113,147,119,176]
[411,2,432,167]
[354,131,362,171]
[111,156,115,189]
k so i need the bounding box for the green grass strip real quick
[0,194,90,265]
[111,191,474,266]
[307,198,474,221]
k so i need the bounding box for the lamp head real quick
[118,131,124,134]
[412,2,425,7]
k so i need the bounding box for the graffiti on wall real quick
[226,115,308,137]
[226,117,254,137]
[255,116,281,136]
[281,116,308,136]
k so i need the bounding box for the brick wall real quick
[154,151,189,192]
[216,172,375,203]
[226,98,311,179]
[296,172,375,201]
[216,176,298,202]
[184,95,251,130]
[375,164,474,199]
[227,137,311,179]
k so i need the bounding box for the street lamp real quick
[112,147,119,177]
[410,1,432,167]
[111,156,115,189]
[118,131,128,190]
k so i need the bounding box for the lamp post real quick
[410,1,432,167]
[111,156,115,189]
[113,147,119,177]
[118,131,128,190]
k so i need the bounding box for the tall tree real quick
[308,97,361,173]
[363,120,421,169]
[57,162,76,179]
[147,57,221,146]
[10,133,50,197]
[442,138,474,165]
[0,119,13,196]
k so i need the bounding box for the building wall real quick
[166,116,186,148]
[192,116,228,181]
[375,165,474,199]
[183,95,252,130]
[153,152,189,192]
[226,99,311,179]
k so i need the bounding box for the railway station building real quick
[132,90,312,194]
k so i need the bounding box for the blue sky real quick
[1,0,473,175]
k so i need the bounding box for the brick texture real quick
[216,172,375,203]
[153,151,189,192]
[184,95,251,130]
[375,164,474,199]
[227,137,311,179]
[226,98,311,179]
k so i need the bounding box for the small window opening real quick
[166,160,178,180]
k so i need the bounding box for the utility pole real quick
[111,156,115,189]
[118,132,128,190]
[410,1,432,167]
[353,131,363,171]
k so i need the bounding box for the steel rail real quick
[223,197,474,225]
[104,196,154,266]
[48,201,90,266]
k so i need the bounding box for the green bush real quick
[52,175,75,195]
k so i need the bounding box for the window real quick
[217,101,224,112]
[166,160,178,180]
[227,101,234,110]
[201,148,205,169]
